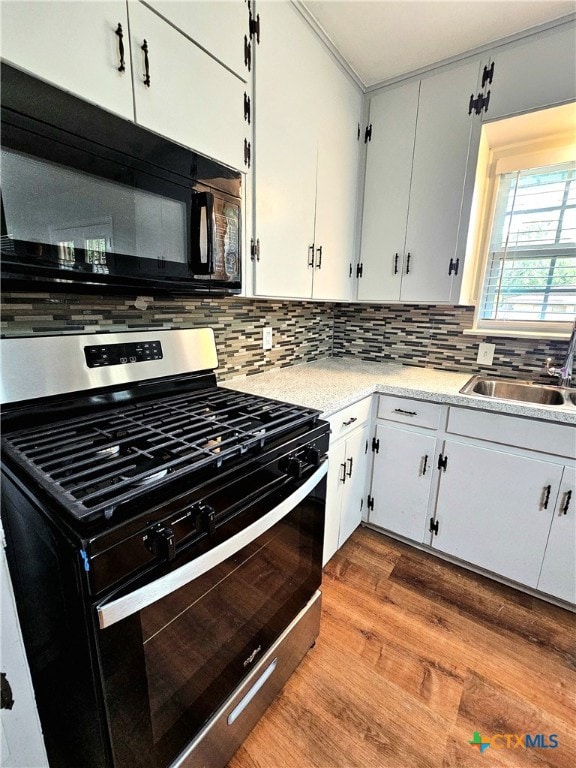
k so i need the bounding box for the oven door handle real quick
[96,461,327,630]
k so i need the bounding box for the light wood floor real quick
[228,527,576,768]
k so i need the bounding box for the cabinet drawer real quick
[377,395,442,430]
[447,407,576,460]
[327,397,372,443]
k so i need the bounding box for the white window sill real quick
[463,328,570,341]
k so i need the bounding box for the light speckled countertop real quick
[222,358,576,425]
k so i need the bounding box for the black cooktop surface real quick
[2,387,320,522]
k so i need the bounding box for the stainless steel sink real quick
[460,375,574,406]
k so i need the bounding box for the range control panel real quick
[84,341,163,368]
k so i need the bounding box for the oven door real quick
[95,463,326,768]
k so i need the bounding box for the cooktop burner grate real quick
[2,387,319,521]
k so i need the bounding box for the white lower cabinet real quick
[369,423,437,542]
[537,468,576,603]
[366,394,575,605]
[430,440,563,588]
[323,399,372,566]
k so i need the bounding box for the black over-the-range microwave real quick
[0,64,242,296]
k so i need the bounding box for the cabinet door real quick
[369,424,437,542]
[128,0,247,170]
[253,1,318,298]
[339,425,371,547]
[143,0,249,79]
[485,22,576,121]
[433,440,563,587]
[312,66,362,301]
[358,81,419,301]
[0,0,134,121]
[538,468,576,604]
[401,59,480,302]
[323,441,347,566]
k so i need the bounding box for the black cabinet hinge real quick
[468,90,491,116]
[482,62,495,88]
[437,454,448,472]
[249,12,260,43]
[371,437,379,453]
[448,257,459,276]
[364,124,372,143]
[429,517,439,536]
[356,262,363,278]
[244,34,252,71]
[250,238,260,261]
[244,92,251,124]
[367,495,374,511]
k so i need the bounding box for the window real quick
[479,161,576,325]
[466,104,576,338]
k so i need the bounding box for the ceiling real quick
[300,0,576,88]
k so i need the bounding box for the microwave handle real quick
[191,191,215,275]
[96,461,327,629]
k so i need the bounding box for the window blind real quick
[479,161,576,324]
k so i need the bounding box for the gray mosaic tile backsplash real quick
[0,293,333,380]
[333,304,569,381]
[1,293,571,382]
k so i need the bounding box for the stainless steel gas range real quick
[0,328,328,768]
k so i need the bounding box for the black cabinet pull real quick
[562,490,572,515]
[141,40,151,87]
[422,455,428,476]
[394,408,417,416]
[346,457,353,478]
[543,484,552,510]
[342,417,357,427]
[394,252,399,275]
[405,252,411,274]
[308,245,315,268]
[115,23,125,72]
[315,246,322,269]
[340,462,347,484]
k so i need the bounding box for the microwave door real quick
[191,192,214,276]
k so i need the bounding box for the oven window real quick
[98,497,323,768]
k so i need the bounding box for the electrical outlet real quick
[262,327,273,351]
[477,342,495,365]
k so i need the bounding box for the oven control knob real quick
[285,458,304,479]
[303,446,321,466]
[146,525,176,562]
[196,502,216,535]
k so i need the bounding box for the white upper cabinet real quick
[253,1,361,300]
[127,0,248,170]
[0,0,134,121]
[484,21,576,121]
[358,81,419,301]
[358,59,481,303]
[143,1,249,79]
[312,60,362,301]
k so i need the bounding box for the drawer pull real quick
[562,489,572,515]
[346,457,353,478]
[422,454,428,476]
[543,484,552,510]
[394,409,417,416]
[393,252,399,275]
[342,417,358,427]
[340,462,347,484]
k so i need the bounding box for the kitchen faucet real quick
[546,318,576,387]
